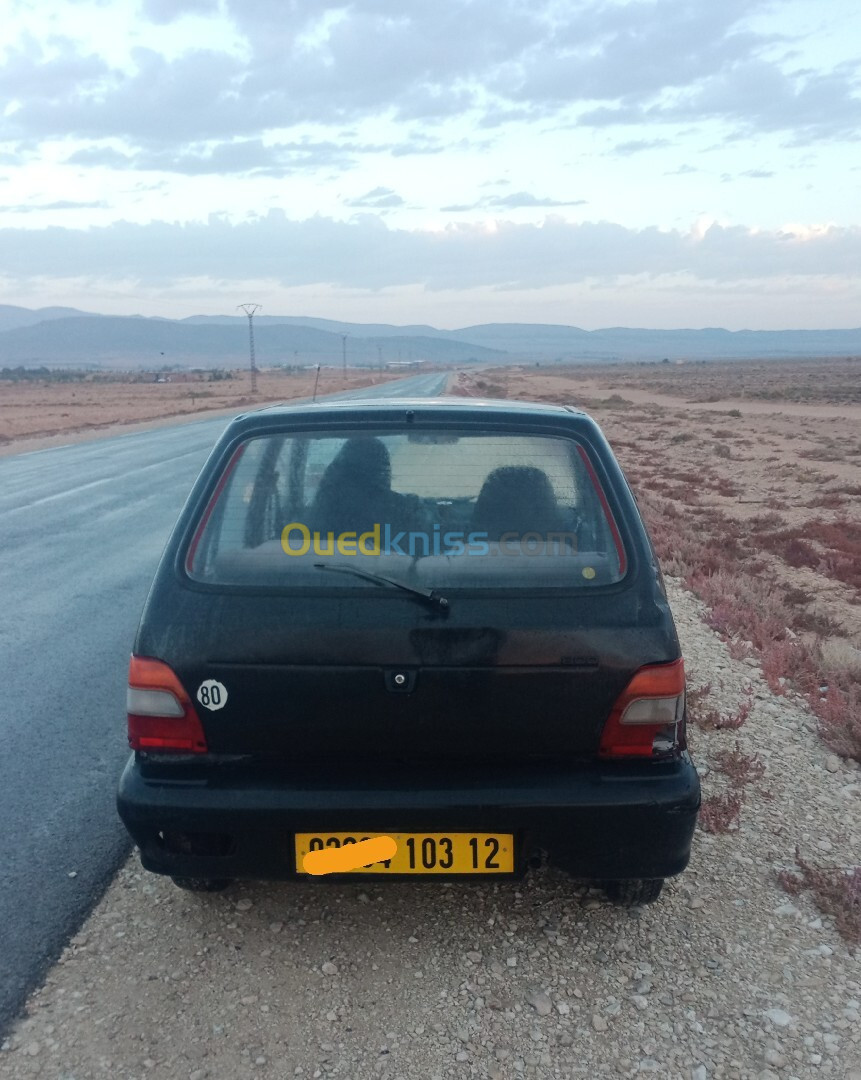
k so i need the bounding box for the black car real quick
[117,397,699,904]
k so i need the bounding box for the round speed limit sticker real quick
[196,679,228,711]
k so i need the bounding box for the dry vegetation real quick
[778,852,861,947]
[590,356,861,406]
[0,367,387,444]
[454,358,861,942]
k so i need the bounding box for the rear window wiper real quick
[313,562,449,612]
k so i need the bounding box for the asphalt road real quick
[0,372,449,1032]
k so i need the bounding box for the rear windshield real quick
[186,429,627,589]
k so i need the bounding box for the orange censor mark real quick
[302,835,399,875]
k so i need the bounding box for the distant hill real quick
[182,314,453,340]
[0,304,98,333]
[450,323,861,361]
[0,315,501,368]
[1,306,860,368]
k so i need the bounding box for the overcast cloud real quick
[1,214,858,289]
[0,0,859,327]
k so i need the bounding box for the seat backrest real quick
[311,436,394,536]
[471,465,561,540]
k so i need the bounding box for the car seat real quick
[471,465,563,541]
[310,437,396,538]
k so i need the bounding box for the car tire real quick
[603,878,664,906]
[170,876,233,893]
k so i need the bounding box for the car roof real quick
[226,396,591,435]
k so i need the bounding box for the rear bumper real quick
[117,755,701,882]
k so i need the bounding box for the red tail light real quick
[599,659,686,759]
[127,656,208,754]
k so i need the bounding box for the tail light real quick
[599,659,686,759]
[127,656,208,754]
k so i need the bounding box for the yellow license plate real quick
[294,832,514,875]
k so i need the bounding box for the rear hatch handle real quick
[313,561,450,612]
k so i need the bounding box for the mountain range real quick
[1,305,860,368]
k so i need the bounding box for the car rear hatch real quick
[136,409,681,766]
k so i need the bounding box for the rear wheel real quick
[170,876,233,893]
[603,878,664,906]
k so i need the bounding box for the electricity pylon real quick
[238,303,261,394]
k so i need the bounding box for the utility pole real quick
[341,333,349,376]
[238,303,261,394]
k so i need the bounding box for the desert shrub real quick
[815,683,861,761]
[807,492,846,509]
[806,519,861,591]
[701,698,753,731]
[714,476,739,497]
[778,850,861,946]
[685,683,712,714]
[749,512,784,530]
[819,638,861,679]
[798,447,849,463]
[699,792,742,833]
[757,529,820,570]
[782,585,812,606]
[790,606,842,637]
[686,680,753,730]
[713,743,766,786]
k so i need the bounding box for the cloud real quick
[720,167,776,182]
[66,138,375,175]
[504,0,770,104]
[0,35,110,102]
[579,58,861,144]
[0,212,858,291]
[0,200,108,213]
[611,138,673,156]
[490,193,587,210]
[140,0,220,23]
[65,146,133,169]
[442,192,586,211]
[345,187,405,209]
[3,0,856,164]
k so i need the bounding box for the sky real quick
[1,0,860,329]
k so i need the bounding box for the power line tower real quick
[238,303,261,394]
[341,332,349,376]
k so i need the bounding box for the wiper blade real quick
[313,562,449,611]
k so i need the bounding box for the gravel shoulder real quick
[1,581,859,1080]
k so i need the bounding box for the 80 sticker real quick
[197,679,228,711]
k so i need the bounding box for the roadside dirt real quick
[0,369,387,454]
